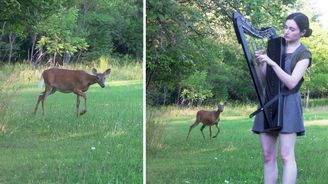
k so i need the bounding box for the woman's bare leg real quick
[260,133,278,184]
[280,133,297,184]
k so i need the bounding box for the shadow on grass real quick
[147,114,328,183]
[0,80,143,184]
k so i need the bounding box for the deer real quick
[32,67,111,117]
[186,102,227,140]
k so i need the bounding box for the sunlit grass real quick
[0,61,142,84]
[147,104,328,184]
[0,66,143,183]
[305,119,328,126]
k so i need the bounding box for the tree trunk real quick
[29,34,37,64]
[63,53,71,64]
[76,50,82,62]
[146,69,154,90]
[8,32,16,64]
[163,86,168,106]
[176,86,181,105]
[136,48,142,61]
[306,86,310,108]
[28,49,30,61]
[82,0,89,29]
[35,48,46,65]
[53,52,57,66]
[0,22,6,63]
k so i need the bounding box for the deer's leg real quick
[200,125,206,140]
[33,85,53,116]
[40,86,54,116]
[41,95,45,115]
[213,123,220,138]
[81,93,87,115]
[74,89,87,116]
[33,92,44,116]
[186,121,199,140]
[209,126,212,140]
[76,95,80,117]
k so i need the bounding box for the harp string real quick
[249,17,269,95]
[233,12,284,130]
[249,36,267,99]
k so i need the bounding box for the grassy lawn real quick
[146,105,328,184]
[0,79,143,184]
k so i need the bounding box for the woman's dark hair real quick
[286,12,312,37]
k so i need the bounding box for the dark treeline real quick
[0,0,142,65]
[146,0,328,106]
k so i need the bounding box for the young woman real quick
[252,12,312,184]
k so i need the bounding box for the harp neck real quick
[233,12,277,39]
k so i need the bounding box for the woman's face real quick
[283,19,305,43]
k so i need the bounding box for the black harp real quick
[233,12,285,131]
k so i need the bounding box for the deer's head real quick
[216,102,227,112]
[92,68,111,88]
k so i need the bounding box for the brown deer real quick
[186,102,226,140]
[32,68,111,117]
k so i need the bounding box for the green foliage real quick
[305,98,328,108]
[36,6,88,60]
[82,0,143,60]
[146,0,219,105]
[302,24,328,97]
[146,0,328,106]
[0,0,142,63]
[180,71,213,105]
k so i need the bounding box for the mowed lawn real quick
[0,80,143,183]
[147,107,328,184]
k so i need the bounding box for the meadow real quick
[147,103,328,184]
[0,63,143,183]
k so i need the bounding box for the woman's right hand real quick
[255,50,266,65]
[255,50,277,68]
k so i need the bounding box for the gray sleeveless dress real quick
[252,44,311,136]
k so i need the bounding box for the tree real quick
[82,0,143,60]
[0,0,142,64]
[36,6,88,65]
[146,0,298,106]
[180,71,213,106]
[290,0,328,106]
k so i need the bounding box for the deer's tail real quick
[37,72,45,89]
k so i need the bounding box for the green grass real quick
[0,79,143,183]
[146,105,328,184]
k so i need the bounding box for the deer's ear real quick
[92,68,98,75]
[104,68,111,76]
